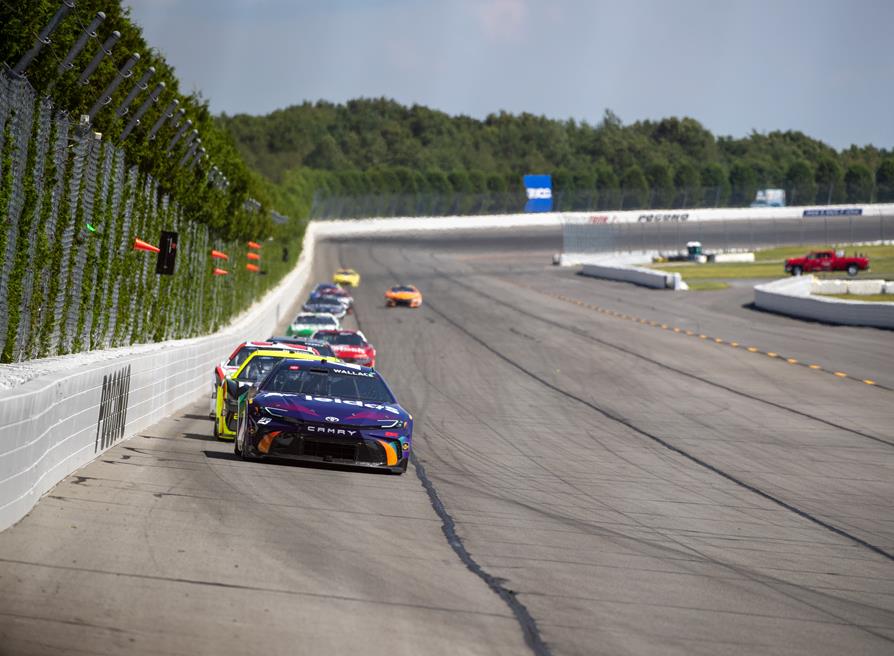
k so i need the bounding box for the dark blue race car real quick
[234,359,412,474]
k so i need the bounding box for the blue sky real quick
[125,0,894,150]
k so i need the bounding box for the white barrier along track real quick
[754,276,894,328]
[0,214,563,531]
[579,262,686,290]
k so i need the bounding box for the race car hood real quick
[303,303,343,313]
[252,391,409,426]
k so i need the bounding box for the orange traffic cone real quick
[246,252,260,261]
[247,241,261,249]
[212,267,228,276]
[133,238,160,253]
[246,263,260,273]
[211,249,228,260]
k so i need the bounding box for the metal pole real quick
[58,11,105,74]
[78,30,121,85]
[12,0,75,76]
[189,147,206,170]
[147,98,178,141]
[178,139,200,167]
[119,81,165,142]
[87,53,140,121]
[116,66,155,117]
[166,119,192,152]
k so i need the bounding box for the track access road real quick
[1,226,892,656]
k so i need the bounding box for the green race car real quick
[286,312,340,337]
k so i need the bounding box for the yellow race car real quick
[385,284,423,308]
[214,349,329,440]
[333,268,361,287]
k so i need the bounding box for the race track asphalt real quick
[1,226,892,656]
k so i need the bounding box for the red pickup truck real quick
[784,250,870,276]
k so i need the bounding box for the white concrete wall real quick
[754,277,894,328]
[580,263,684,290]
[560,203,894,225]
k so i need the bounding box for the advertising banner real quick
[523,174,553,212]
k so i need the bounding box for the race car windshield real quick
[263,366,394,403]
[316,333,365,346]
[227,348,254,367]
[269,338,336,357]
[237,355,283,382]
[392,286,415,293]
[295,315,336,324]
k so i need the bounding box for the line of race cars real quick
[209,272,422,475]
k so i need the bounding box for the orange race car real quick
[385,284,423,308]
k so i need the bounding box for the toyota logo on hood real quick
[325,416,340,423]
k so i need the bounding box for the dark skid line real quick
[421,295,894,564]
[411,455,552,656]
[345,242,552,656]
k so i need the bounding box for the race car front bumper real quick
[245,427,408,473]
[386,298,422,308]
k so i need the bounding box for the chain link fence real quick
[0,73,295,364]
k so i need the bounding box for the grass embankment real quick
[815,293,894,303]
[651,244,894,287]
[685,280,731,291]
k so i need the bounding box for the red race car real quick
[311,329,377,367]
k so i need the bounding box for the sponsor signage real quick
[803,208,863,217]
[523,174,553,212]
[637,212,690,223]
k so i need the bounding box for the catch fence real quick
[0,73,291,364]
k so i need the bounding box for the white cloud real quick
[471,0,529,42]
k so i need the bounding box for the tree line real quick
[1,1,278,241]
[220,98,894,215]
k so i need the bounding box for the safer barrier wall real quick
[0,222,317,530]
[754,277,894,328]
[0,214,564,531]
[563,204,894,256]
[579,263,683,290]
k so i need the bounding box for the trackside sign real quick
[523,174,553,212]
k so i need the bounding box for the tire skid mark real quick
[374,244,894,642]
[341,241,551,656]
[440,265,894,449]
[417,281,894,563]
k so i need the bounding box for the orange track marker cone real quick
[246,263,260,272]
[246,252,260,261]
[211,249,229,260]
[212,268,228,276]
[133,238,160,253]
